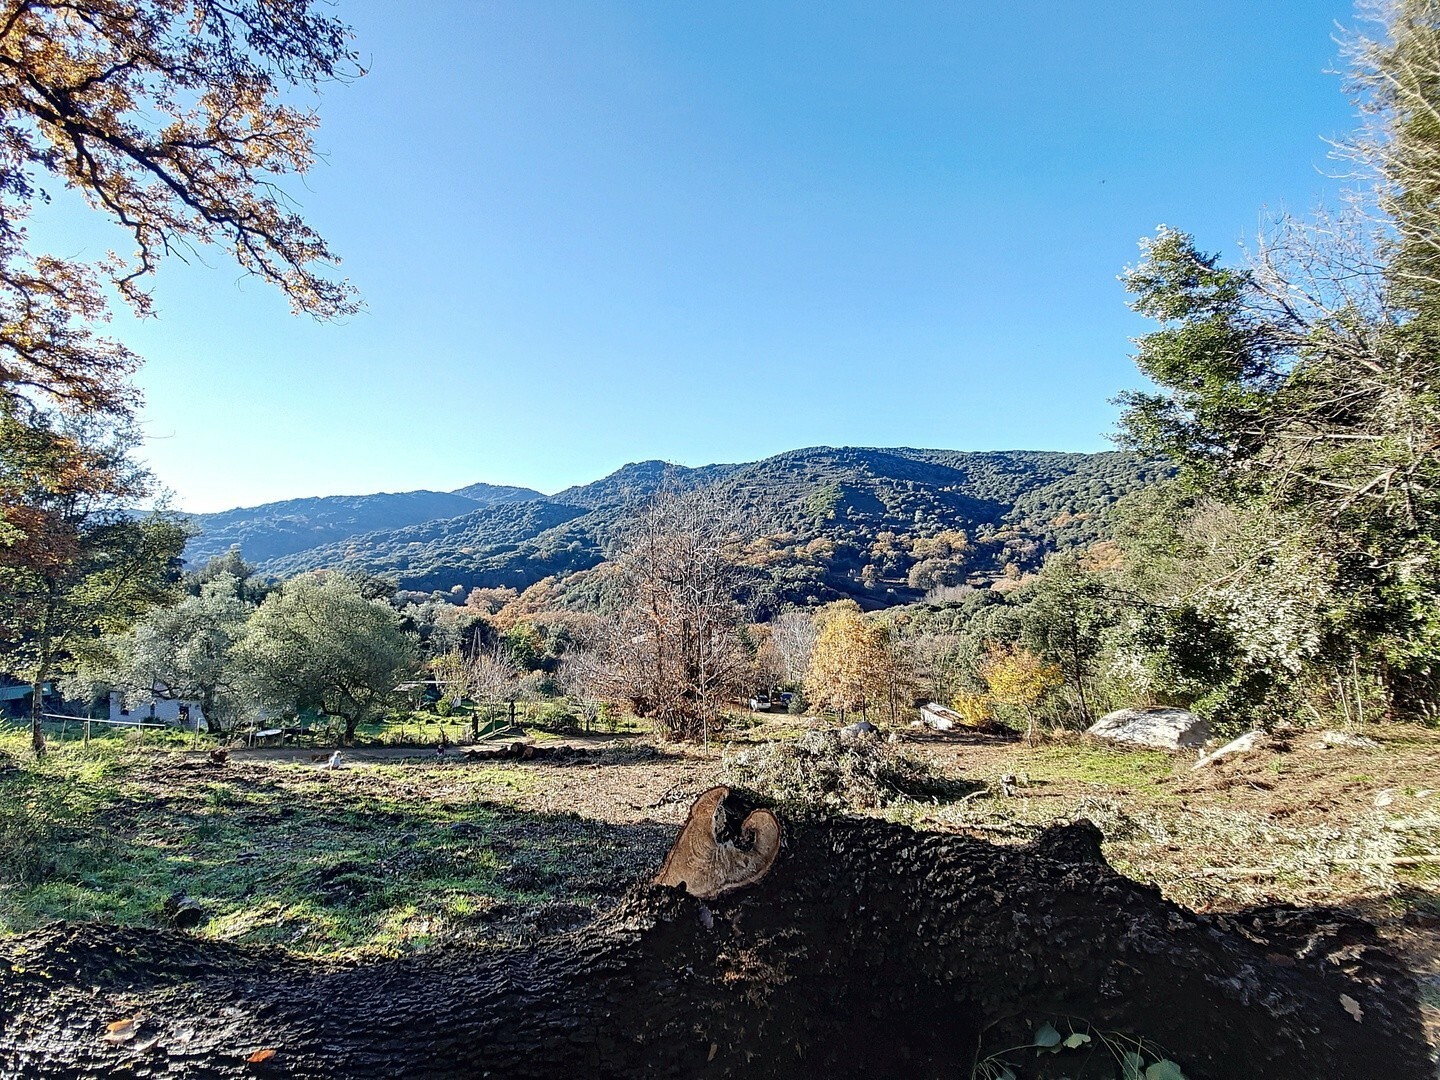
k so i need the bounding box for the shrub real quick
[597,702,618,733]
[950,690,994,727]
[722,731,968,818]
[530,702,575,732]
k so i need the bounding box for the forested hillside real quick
[184,485,543,565]
[247,447,1165,608]
[262,499,590,586]
[447,481,546,504]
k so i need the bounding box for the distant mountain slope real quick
[449,481,546,503]
[245,447,1166,610]
[548,459,739,509]
[185,490,500,566]
[259,499,589,584]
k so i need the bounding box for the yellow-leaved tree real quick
[949,689,994,728]
[804,601,913,723]
[979,643,1062,742]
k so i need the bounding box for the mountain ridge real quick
[184,484,541,566]
[189,446,1168,611]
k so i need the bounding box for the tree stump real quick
[0,798,1429,1078]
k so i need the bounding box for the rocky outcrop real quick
[1088,706,1208,750]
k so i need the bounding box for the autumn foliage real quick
[0,0,360,415]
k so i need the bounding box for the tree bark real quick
[29,678,45,757]
[0,819,1429,1079]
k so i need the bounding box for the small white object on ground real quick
[919,703,960,731]
[1374,788,1396,808]
[1191,730,1265,770]
[1088,707,1208,750]
[325,750,343,770]
[1316,730,1380,750]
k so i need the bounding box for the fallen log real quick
[0,798,1429,1079]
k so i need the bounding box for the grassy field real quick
[1,716,1437,1045]
[0,729,685,955]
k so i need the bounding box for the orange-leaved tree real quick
[0,0,361,416]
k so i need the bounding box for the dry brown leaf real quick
[101,1017,140,1043]
[247,1048,277,1064]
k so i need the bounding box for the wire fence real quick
[26,711,197,746]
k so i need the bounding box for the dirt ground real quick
[220,736,719,827]
[272,718,1438,1059]
[3,719,1437,1068]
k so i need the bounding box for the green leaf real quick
[1145,1062,1187,1080]
[996,1068,1017,1080]
[1062,1032,1091,1049]
[1032,1022,1063,1049]
[1121,1051,1146,1080]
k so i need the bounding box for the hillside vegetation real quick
[184,486,541,565]
[229,447,1164,608]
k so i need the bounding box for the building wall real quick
[108,692,205,730]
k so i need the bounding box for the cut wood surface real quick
[0,798,1430,1080]
[652,786,781,898]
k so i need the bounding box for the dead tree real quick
[0,795,1429,1079]
[578,489,752,741]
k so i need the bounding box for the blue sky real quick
[33,1,1360,512]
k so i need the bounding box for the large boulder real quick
[1088,706,1207,749]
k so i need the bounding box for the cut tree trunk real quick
[0,816,1429,1079]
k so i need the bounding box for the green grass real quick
[0,733,667,957]
[354,701,652,745]
[1011,741,1177,789]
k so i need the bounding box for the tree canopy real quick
[1109,1,1440,722]
[237,573,417,742]
[0,404,186,750]
[0,0,359,415]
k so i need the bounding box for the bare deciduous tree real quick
[572,489,751,741]
[462,644,521,709]
[769,607,818,686]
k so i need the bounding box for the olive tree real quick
[237,573,418,742]
[101,574,254,732]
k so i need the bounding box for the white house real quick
[108,691,205,731]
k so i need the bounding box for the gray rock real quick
[1087,707,1207,750]
[1192,730,1265,770]
[839,720,878,740]
[1317,730,1380,750]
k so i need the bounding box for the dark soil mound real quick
[0,808,1428,1079]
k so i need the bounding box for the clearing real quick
[0,719,1437,1064]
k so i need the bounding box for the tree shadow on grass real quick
[0,753,682,952]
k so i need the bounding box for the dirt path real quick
[211,731,639,766]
